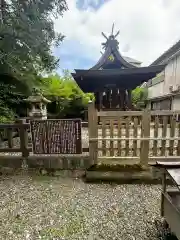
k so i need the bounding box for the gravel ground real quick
[0,175,168,240]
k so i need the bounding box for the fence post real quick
[140,110,151,167]
[88,101,98,165]
[18,119,29,158]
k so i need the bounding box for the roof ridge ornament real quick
[101,23,120,50]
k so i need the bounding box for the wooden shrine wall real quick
[95,88,132,110]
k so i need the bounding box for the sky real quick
[53,0,180,75]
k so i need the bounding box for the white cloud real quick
[54,0,180,66]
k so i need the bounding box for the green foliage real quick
[0,114,14,123]
[0,0,67,89]
[132,87,148,109]
[0,75,28,122]
[39,71,94,118]
[0,0,68,122]
[0,98,16,123]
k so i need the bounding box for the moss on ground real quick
[87,163,146,172]
[40,212,87,239]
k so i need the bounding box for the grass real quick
[87,163,145,172]
[40,215,86,239]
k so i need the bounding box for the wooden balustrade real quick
[88,101,180,166]
[0,121,31,157]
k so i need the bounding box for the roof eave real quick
[73,64,165,77]
[151,39,180,65]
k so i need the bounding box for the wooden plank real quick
[110,119,114,156]
[102,118,106,156]
[177,121,180,156]
[125,117,130,156]
[133,117,138,156]
[98,110,180,117]
[90,137,180,141]
[161,169,166,216]
[153,115,159,156]
[169,115,176,156]
[98,156,139,160]
[163,193,180,238]
[167,169,180,186]
[151,110,180,116]
[98,111,143,117]
[97,122,168,128]
[82,122,88,128]
[0,147,31,153]
[97,146,179,151]
[98,147,139,151]
[161,116,168,156]
[117,118,122,156]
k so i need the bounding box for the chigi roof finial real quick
[111,23,120,38]
[101,23,120,50]
[111,23,115,35]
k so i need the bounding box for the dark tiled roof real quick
[72,64,165,92]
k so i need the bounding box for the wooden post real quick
[99,92,103,110]
[127,89,132,109]
[7,128,13,148]
[84,108,88,121]
[18,119,29,158]
[140,110,151,167]
[161,169,166,216]
[88,101,98,165]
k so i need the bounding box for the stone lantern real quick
[24,88,51,120]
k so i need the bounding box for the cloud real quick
[54,0,180,70]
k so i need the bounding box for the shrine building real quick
[71,25,165,111]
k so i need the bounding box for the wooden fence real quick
[88,101,180,166]
[0,120,30,157]
[0,119,91,170]
[1,107,180,169]
[0,119,89,157]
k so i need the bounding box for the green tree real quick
[39,72,94,118]
[132,86,148,109]
[0,74,28,122]
[0,0,67,90]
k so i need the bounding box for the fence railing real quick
[88,101,180,166]
[0,120,30,157]
[1,106,180,168]
[0,120,89,157]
